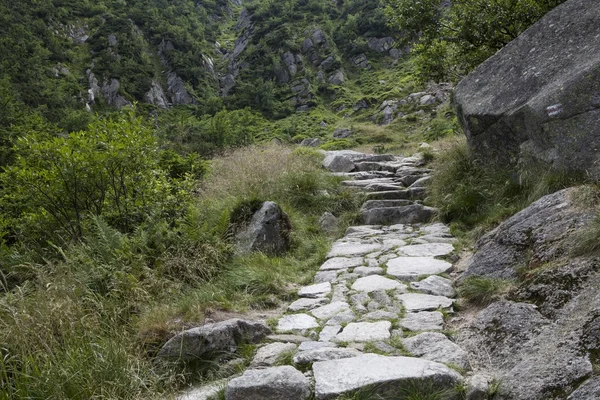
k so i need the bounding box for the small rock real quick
[353,266,383,277]
[298,341,338,351]
[319,325,342,342]
[467,374,490,400]
[419,94,437,105]
[300,138,321,147]
[314,270,339,284]
[298,282,332,298]
[267,334,311,344]
[411,275,456,297]
[333,128,353,138]
[236,202,292,255]
[293,347,362,365]
[320,257,364,271]
[251,342,298,368]
[402,332,470,370]
[225,366,310,400]
[361,310,398,321]
[327,309,357,326]
[319,212,339,235]
[311,302,351,321]
[288,298,329,312]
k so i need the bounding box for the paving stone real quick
[277,314,319,332]
[410,275,456,297]
[386,257,453,281]
[397,293,454,312]
[226,366,311,400]
[344,226,384,236]
[311,301,351,320]
[416,234,457,244]
[334,321,391,342]
[402,332,470,370]
[319,325,342,342]
[397,243,454,257]
[298,282,331,298]
[372,341,398,354]
[320,257,364,271]
[351,275,406,293]
[367,301,382,311]
[400,311,444,331]
[312,354,462,400]
[326,309,356,326]
[419,223,451,236]
[298,341,338,351]
[353,266,383,277]
[327,242,382,258]
[251,342,298,368]
[361,310,398,321]
[293,347,362,365]
[267,334,311,344]
[288,298,329,312]
[314,270,340,284]
[336,272,359,283]
[350,292,370,306]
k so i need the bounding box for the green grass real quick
[335,380,463,400]
[0,144,363,399]
[457,276,513,306]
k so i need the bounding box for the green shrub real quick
[319,139,355,150]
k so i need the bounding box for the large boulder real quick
[454,0,600,179]
[236,201,292,255]
[157,319,271,361]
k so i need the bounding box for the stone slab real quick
[293,347,362,365]
[277,314,319,332]
[251,342,298,368]
[402,332,470,370]
[327,242,382,258]
[312,354,462,399]
[397,293,454,312]
[298,282,332,298]
[400,311,445,331]
[351,275,406,293]
[334,321,391,342]
[386,257,453,281]
[397,243,454,257]
[226,366,311,400]
[410,275,456,297]
[298,341,339,351]
[311,301,351,321]
[288,297,329,312]
[320,257,364,271]
[319,325,342,342]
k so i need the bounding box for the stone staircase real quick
[177,151,477,400]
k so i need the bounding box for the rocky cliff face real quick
[458,188,600,399]
[454,0,600,179]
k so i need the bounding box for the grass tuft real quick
[457,276,512,306]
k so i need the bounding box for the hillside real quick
[3,0,596,399]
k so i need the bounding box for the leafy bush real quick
[1,110,190,244]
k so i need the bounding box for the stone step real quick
[312,354,462,400]
[360,199,414,210]
[226,366,311,400]
[361,204,437,225]
[365,187,427,200]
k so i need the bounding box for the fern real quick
[89,215,124,265]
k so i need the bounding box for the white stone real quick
[277,314,319,332]
[298,282,332,298]
[351,275,406,293]
[361,310,398,321]
[320,257,364,271]
[410,275,456,297]
[397,293,454,312]
[319,325,342,342]
[334,321,391,342]
[400,311,444,331]
[311,301,351,320]
[251,342,298,368]
[327,242,382,258]
[402,332,470,370]
[386,257,453,281]
[226,366,311,400]
[288,297,329,312]
[314,270,340,283]
[397,243,454,257]
[419,223,451,236]
[293,347,362,365]
[312,354,462,399]
[298,341,338,351]
[353,266,384,277]
[326,309,356,326]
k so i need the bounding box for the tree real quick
[384,0,565,81]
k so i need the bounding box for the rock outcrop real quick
[458,187,600,399]
[454,0,600,179]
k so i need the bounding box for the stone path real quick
[182,151,473,400]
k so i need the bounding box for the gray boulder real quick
[454,0,600,179]
[366,37,395,53]
[101,78,130,108]
[323,154,355,173]
[225,366,311,400]
[318,212,339,235]
[299,138,321,147]
[145,81,169,109]
[568,376,600,399]
[158,319,271,360]
[402,332,470,370]
[328,69,345,85]
[167,71,195,105]
[251,342,297,368]
[236,202,292,255]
